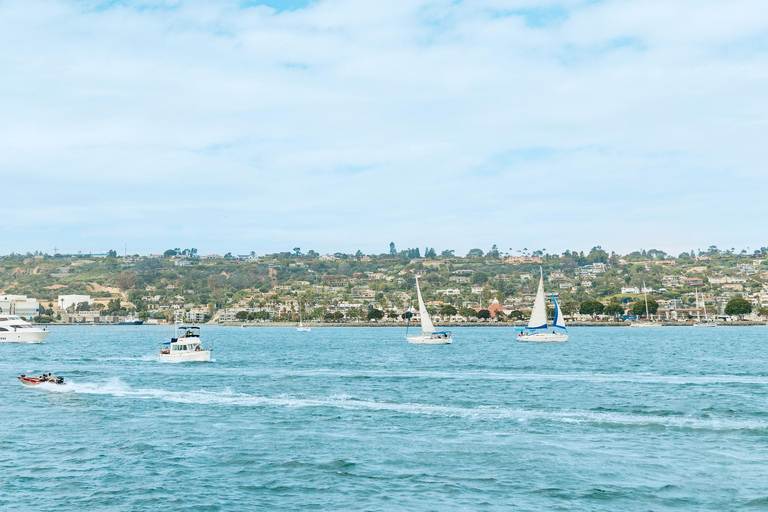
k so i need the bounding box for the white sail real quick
[415,276,436,335]
[527,268,548,329]
[552,295,566,329]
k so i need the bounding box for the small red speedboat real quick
[18,374,66,386]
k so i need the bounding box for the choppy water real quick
[2,326,768,510]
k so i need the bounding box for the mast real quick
[643,281,650,320]
[415,275,435,335]
[695,288,701,322]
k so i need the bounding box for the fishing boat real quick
[517,267,568,342]
[693,288,717,327]
[159,326,212,362]
[18,374,65,386]
[406,275,452,344]
[0,315,49,343]
[630,281,661,327]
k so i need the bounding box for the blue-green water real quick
[2,326,768,510]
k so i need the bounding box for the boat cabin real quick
[161,327,203,354]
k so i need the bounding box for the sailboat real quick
[693,288,716,327]
[630,281,661,327]
[297,302,311,332]
[517,267,568,342]
[406,275,452,344]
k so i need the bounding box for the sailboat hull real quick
[406,335,452,345]
[518,332,568,342]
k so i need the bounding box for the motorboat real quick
[18,374,65,386]
[0,315,49,343]
[406,275,452,344]
[518,267,569,342]
[159,326,212,362]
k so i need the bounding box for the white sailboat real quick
[693,288,717,327]
[406,275,452,344]
[517,267,568,342]
[630,281,661,327]
[297,303,311,332]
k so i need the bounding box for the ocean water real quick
[2,326,768,511]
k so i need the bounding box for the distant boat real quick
[630,281,661,327]
[517,267,568,342]
[406,275,452,344]
[297,304,311,332]
[693,287,717,327]
[119,314,144,325]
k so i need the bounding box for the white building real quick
[621,286,640,294]
[0,295,41,318]
[58,294,94,312]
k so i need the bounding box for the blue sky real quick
[1,0,768,257]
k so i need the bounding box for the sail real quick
[552,294,566,330]
[527,269,548,330]
[415,276,436,334]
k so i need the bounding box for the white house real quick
[58,294,94,312]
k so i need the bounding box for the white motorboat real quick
[630,281,661,327]
[0,315,49,343]
[693,288,717,327]
[159,326,211,362]
[518,267,568,342]
[406,275,452,344]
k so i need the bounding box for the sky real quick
[1,0,767,257]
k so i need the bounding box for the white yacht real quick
[630,281,661,327]
[405,275,452,344]
[0,315,49,343]
[517,267,568,342]
[159,326,211,362]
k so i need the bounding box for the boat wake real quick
[43,378,768,433]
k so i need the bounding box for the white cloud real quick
[1,0,767,256]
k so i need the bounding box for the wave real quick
[43,378,768,432]
[237,368,768,386]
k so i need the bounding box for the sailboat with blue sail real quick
[517,267,569,342]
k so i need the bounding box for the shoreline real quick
[38,321,768,328]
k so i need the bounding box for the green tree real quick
[724,297,752,318]
[235,311,249,320]
[758,307,768,318]
[459,307,478,318]
[367,309,384,321]
[76,301,91,312]
[439,304,457,316]
[579,300,604,317]
[389,242,396,256]
[467,248,484,258]
[604,303,625,318]
[163,249,178,257]
[477,309,491,320]
[471,272,489,285]
[631,299,659,317]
